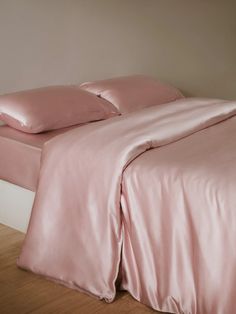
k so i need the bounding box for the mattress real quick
[0,125,76,191]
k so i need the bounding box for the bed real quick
[1,77,236,314]
[17,98,236,314]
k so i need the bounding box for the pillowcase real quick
[80,75,184,114]
[0,85,119,133]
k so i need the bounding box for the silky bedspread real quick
[121,115,236,314]
[18,98,236,314]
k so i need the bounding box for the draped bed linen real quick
[0,125,78,191]
[120,116,236,314]
[17,98,236,314]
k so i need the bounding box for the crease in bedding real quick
[17,98,236,313]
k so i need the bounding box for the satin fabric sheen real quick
[121,116,236,313]
[18,98,236,313]
[0,125,78,191]
[0,86,119,133]
[80,75,184,113]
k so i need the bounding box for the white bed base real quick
[0,179,35,233]
[0,121,34,232]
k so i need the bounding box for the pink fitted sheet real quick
[0,125,77,191]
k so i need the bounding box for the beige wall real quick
[0,0,235,99]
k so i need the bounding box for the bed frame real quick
[0,179,34,232]
[0,121,35,232]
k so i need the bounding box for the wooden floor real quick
[0,224,164,314]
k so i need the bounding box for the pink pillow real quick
[0,85,119,133]
[80,75,184,114]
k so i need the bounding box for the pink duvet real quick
[18,98,236,314]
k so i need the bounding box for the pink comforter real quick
[18,98,236,314]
